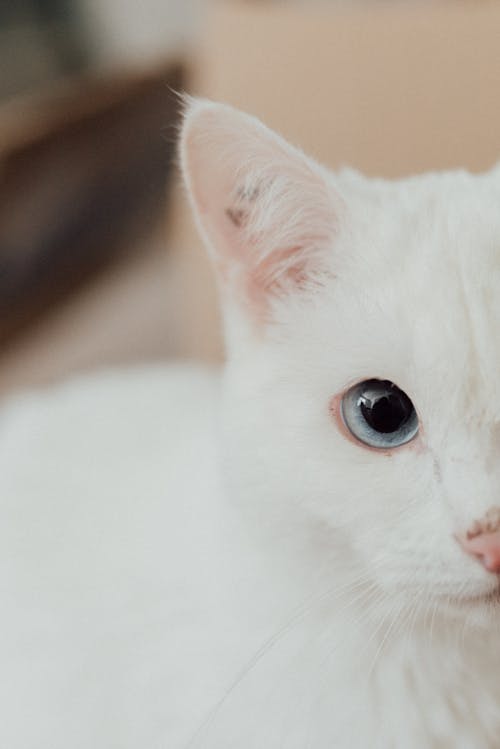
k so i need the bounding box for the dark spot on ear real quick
[236,184,260,203]
[226,182,262,227]
[225,207,246,227]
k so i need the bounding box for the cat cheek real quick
[328,393,425,456]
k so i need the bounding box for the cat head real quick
[180,98,500,625]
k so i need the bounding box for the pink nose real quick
[459,530,500,574]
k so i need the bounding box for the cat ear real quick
[180,98,340,319]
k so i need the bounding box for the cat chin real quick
[457,587,500,614]
[434,587,500,629]
[367,574,500,630]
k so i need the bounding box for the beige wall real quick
[193,0,500,177]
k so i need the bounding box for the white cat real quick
[2,99,500,749]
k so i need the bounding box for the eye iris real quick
[340,378,418,449]
[359,387,413,434]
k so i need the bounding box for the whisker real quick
[185,565,382,747]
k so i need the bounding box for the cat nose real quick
[459,530,500,574]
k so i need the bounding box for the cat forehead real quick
[334,166,500,302]
[337,166,500,239]
[292,166,500,413]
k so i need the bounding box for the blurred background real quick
[1,0,500,396]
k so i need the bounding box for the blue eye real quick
[341,379,418,449]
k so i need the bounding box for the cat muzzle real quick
[458,507,500,574]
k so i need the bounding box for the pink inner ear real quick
[252,245,314,291]
[182,101,338,318]
[214,197,334,316]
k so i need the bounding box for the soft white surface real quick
[0,366,223,748]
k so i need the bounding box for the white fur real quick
[2,100,500,748]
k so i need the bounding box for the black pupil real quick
[358,381,413,434]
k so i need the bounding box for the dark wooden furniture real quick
[0,62,183,347]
